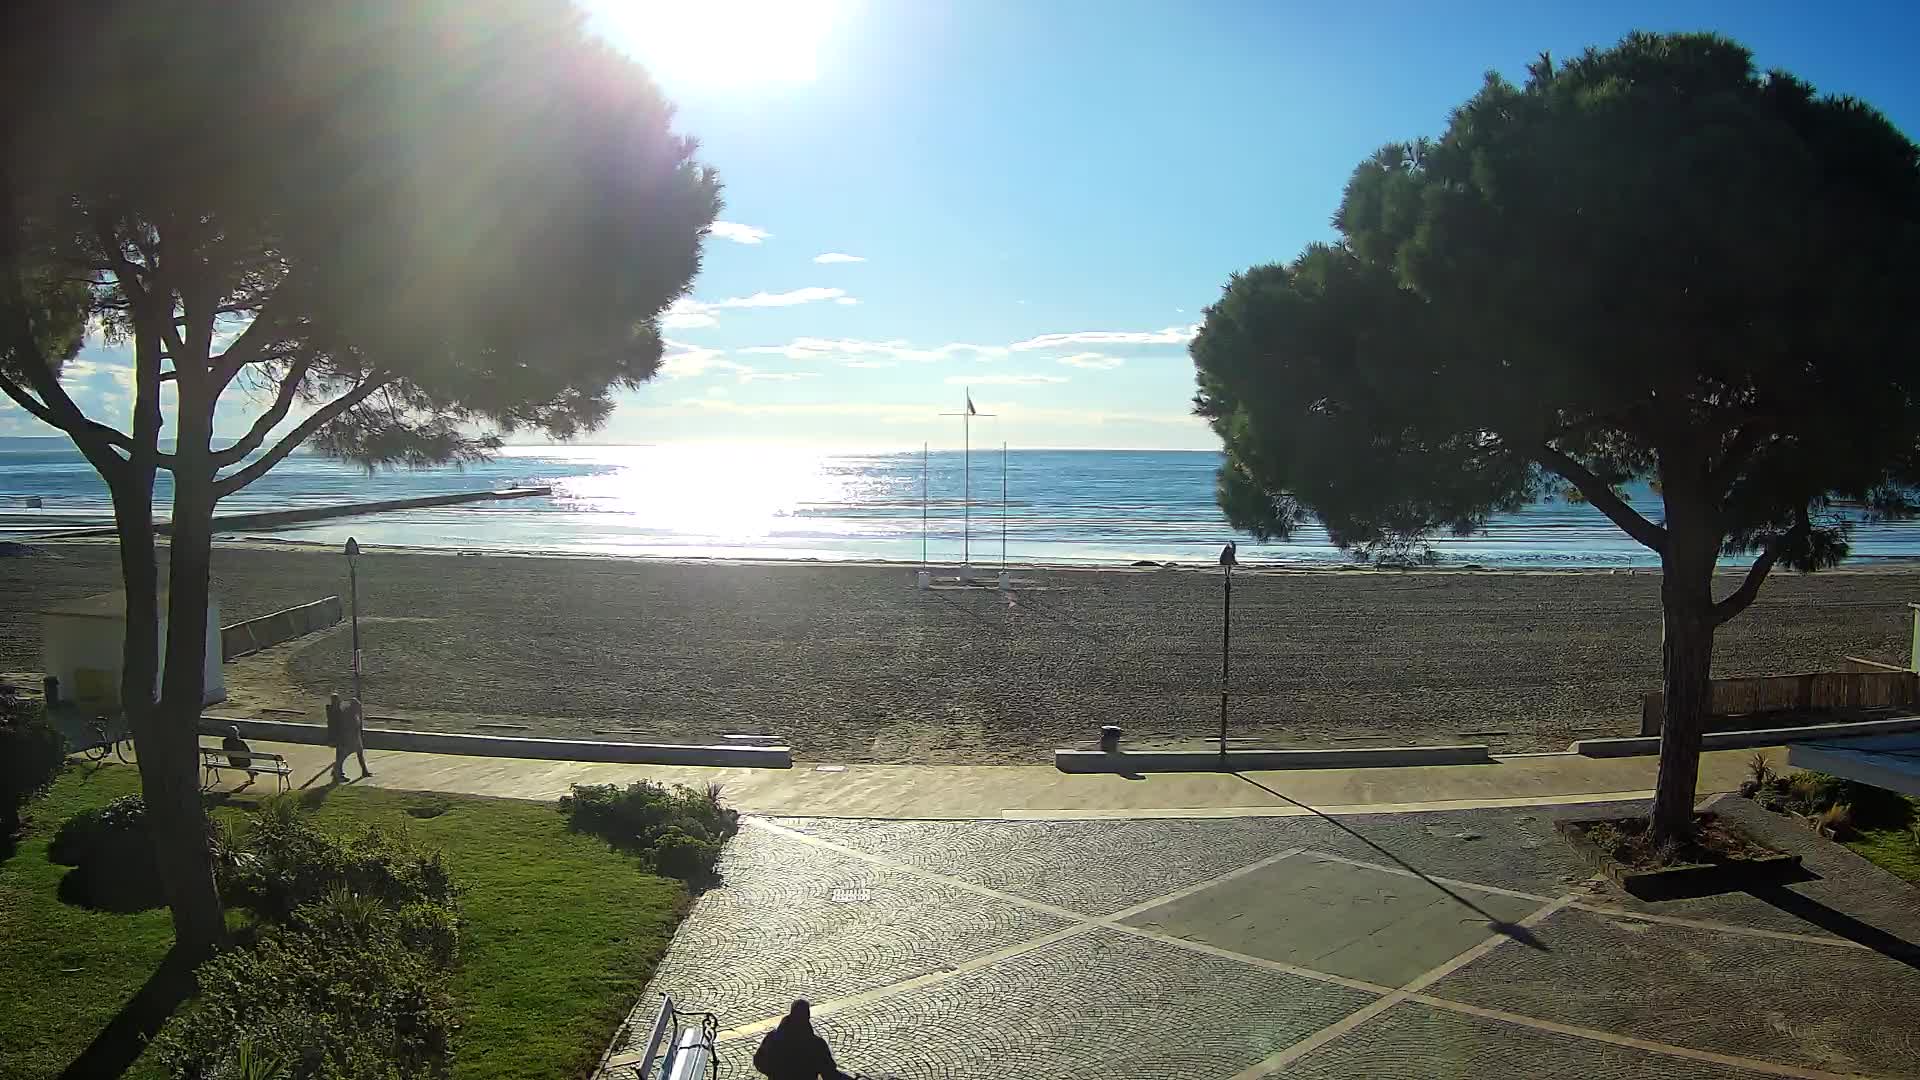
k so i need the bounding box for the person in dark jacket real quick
[754,1000,850,1080]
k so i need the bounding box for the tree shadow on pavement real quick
[1234,773,1550,951]
[58,946,198,1080]
[1748,883,1920,972]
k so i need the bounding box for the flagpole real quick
[921,442,928,567]
[1001,441,1008,570]
[963,392,970,570]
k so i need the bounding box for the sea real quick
[3,438,1917,568]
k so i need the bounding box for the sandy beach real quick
[3,541,1915,763]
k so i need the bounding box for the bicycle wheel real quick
[114,736,137,765]
[81,740,109,762]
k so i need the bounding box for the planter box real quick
[1556,813,1803,901]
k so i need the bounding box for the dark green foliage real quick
[156,918,457,1080]
[221,796,456,925]
[1192,31,1920,839]
[0,682,65,840]
[559,781,739,882]
[160,801,463,1079]
[1193,31,1920,567]
[51,795,236,912]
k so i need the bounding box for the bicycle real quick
[81,713,137,765]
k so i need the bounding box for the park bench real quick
[199,743,291,792]
[623,996,716,1080]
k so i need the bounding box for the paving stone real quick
[619,825,1072,1049]
[1426,906,1920,1076]
[1123,853,1544,987]
[1277,1000,1786,1079]
[713,928,1378,1080]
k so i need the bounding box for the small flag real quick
[966,390,977,415]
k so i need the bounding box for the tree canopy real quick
[0,0,720,958]
[1191,31,1920,838]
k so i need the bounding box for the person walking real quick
[753,1001,850,1080]
[327,692,371,782]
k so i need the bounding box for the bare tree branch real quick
[210,357,312,467]
[1712,508,1810,626]
[213,370,394,498]
[1534,442,1668,553]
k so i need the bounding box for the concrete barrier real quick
[1054,744,1492,773]
[220,596,343,660]
[206,715,793,769]
[1572,714,1920,758]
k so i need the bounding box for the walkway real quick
[607,798,1920,1079]
[216,739,1772,820]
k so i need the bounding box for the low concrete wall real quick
[220,596,342,660]
[1574,714,1920,758]
[1054,744,1491,773]
[207,715,793,769]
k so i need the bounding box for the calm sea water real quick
[3,439,1916,567]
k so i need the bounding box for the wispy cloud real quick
[833,297,860,306]
[944,374,1068,386]
[813,252,866,264]
[739,371,820,383]
[662,298,719,330]
[841,360,897,369]
[663,287,854,331]
[742,338,1006,363]
[658,341,750,379]
[1057,353,1124,370]
[709,221,771,244]
[1008,324,1198,352]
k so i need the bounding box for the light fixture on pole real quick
[345,537,363,703]
[1218,541,1237,764]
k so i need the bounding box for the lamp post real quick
[345,537,362,703]
[1218,541,1237,764]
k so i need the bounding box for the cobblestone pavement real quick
[605,801,1920,1079]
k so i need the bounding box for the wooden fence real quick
[1640,669,1919,735]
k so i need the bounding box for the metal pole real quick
[1001,442,1008,570]
[922,442,928,567]
[1219,562,1231,761]
[963,408,970,569]
[347,542,363,703]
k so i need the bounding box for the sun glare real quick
[591,0,845,89]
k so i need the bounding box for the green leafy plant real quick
[0,681,66,840]
[223,800,455,923]
[1746,752,1776,787]
[1817,803,1856,841]
[558,781,739,882]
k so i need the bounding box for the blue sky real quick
[8,1,1919,450]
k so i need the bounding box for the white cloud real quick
[709,221,771,244]
[713,286,849,308]
[842,359,897,369]
[742,338,1005,363]
[662,298,720,329]
[706,385,730,398]
[944,374,1068,386]
[739,371,820,383]
[1008,324,1198,351]
[1057,353,1124,370]
[833,297,860,306]
[813,252,866,264]
[658,341,750,379]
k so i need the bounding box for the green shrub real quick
[224,797,455,923]
[558,781,738,882]
[161,801,465,1080]
[48,796,168,911]
[1,682,67,839]
[156,920,457,1080]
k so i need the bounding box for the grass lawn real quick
[1844,793,1920,885]
[0,764,690,1080]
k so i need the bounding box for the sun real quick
[586,0,846,90]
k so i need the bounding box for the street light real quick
[345,537,362,703]
[1218,541,1237,764]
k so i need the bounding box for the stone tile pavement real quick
[603,799,1920,1079]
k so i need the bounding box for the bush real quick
[223,796,455,923]
[1,681,67,839]
[49,796,167,911]
[156,919,457,1080]
[160,801,464,1080]
[558,781,739,882]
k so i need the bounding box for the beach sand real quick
[3,542,1915,763]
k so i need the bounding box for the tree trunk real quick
[1650,526,1719,843]
[148,405,227,961]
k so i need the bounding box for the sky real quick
[8,1,1920,451]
